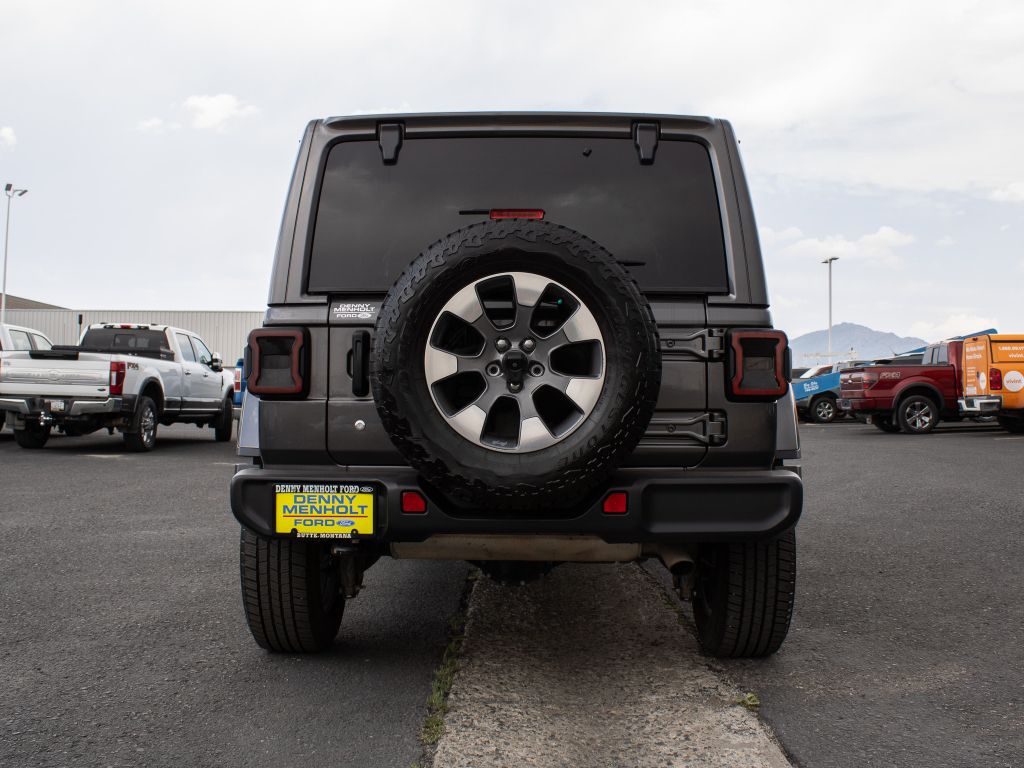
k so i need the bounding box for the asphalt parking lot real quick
[1,420,1022,767]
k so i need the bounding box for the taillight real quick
[233,367,242,393]
[990,367,1002,390]
[246,328,308,397]
[489,209,545,220]
[727,329,790,400]
[861,370,879,388]
[109,361,126,395]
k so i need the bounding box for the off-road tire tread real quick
[694,529,796,658]
[372,220,660,509]
[239,529,344,653]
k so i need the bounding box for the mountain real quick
[789,322,927,365]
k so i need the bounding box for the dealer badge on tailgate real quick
[274,484,375,538]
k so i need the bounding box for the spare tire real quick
[371,220,661,510]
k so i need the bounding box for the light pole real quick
[2,183,29,326]
[821,256,839,359]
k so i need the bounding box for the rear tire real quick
[214,397,233,442]
[14,423,51,449]
[872,416,901,433]
[896,394,939,434]
[809,396,838,424]
[123,396,158,452]
[239,529,345,653]
[691,528,796,658]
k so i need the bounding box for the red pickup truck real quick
[838,340,963,434]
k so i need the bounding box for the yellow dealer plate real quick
[274,483,375,538]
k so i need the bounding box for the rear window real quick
[308,136,729,294]
[8,330,33,351]
[82,328,170,354]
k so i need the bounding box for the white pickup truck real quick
[0,323,233,450]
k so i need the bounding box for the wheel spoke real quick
[448,404,488,442]
[519,416,552,452]
[424,348,459,385]
[563,376,604,413]
[445,282,485,324]
[510,271,549,308]
[561,305,602,342]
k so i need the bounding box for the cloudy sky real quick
[1,0,1022,341]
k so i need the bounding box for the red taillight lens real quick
[246,328,307,397]
[727,329,790,400]
[489,209,545,220]
[602,492,628,514]
[233,367,241,392]
[109,361,126,395]
[990,367,1003,390]
[401,491,427,513]
[861,370,879,388]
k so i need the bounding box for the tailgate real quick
[0,350,111,398]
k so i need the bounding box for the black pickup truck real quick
[231,113,802,658]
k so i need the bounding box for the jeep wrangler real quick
[231,112,802,658]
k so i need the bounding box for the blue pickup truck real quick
[792,360,871,423]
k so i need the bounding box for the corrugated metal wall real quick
[4,310,264,362]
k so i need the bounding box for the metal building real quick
[4,308,263,362]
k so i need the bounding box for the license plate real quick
[274,483,375,538]
[48,399,66,413]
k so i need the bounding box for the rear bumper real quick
[959,396,1001,414]
[0,395,126,420]
[230,464,803,545]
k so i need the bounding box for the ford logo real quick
[338,519,356,527]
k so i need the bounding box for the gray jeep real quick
[231,112,802,657]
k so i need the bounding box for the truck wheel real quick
[997,415,1024,433]
[213,397,233,442]
[809,396,837,423]
[123,396,158,452]
[691,528,796,658]
[239,529,345,653]
[14,423,51,449]
[896,395,939,434]
[372,220,661,510]
[873,416,901,433]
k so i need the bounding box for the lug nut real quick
[509,382,523,393]
[529,363,545,377]
[521,338,536,353]
[495,338,510,353]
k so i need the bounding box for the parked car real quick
[0,323,233,450]
[230,112,803,658]
[959,333,1024,433]
[0,323,54,433]
[838,341,963,434]
[792,359,871,423]
[0,322,53,352]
